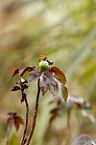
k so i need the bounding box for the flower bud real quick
[39,60,49,71]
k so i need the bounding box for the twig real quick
[26,79,40,145]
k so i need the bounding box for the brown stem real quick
[21,95,29,145]
[26,79,40,145]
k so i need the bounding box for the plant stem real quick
[26,79,40,145]
[21,95,29,145]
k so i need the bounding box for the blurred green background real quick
[0,0,96,145]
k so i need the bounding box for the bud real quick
[39,60,49,71]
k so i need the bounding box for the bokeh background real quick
[0,0,96,145]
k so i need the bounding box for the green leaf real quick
[61,86,68,102]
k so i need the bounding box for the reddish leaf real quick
[12,68,19,77]
[7,112,24,131]
[19,66,35,77]
[14,115,24,131]
[49,67,67,85]
[9,66,35,81]
[9,68,19,81]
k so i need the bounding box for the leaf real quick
[45,72,59,91]
[6,112,17,127]
[45,72,59,96]
[49,67,67,85]
[61,86,68,102]
[40,72,59,95]
[39,73,49,95]
[9,68,19,81]
[14,115,24,131]
[67,96,91,109]
[9,66,35,81]
[11,86,21,91]
[7,112,24,131]
[39,72,59,95]
[44,71,57,86]
[29,71,41,83]
[19,66,35,76]
[11,68,19,77]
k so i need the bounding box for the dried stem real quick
[21,94,29,145]
[26,79,40,145]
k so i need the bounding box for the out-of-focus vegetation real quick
[0,0,96,145]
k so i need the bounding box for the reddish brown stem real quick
[26,79,40,145]
[21,95,29,145]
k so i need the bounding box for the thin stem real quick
[21,95,29,145]
[26,79,40,145]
